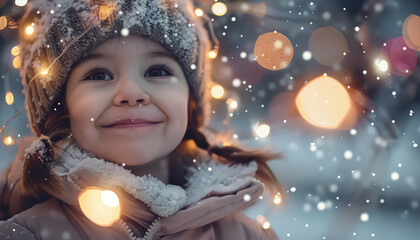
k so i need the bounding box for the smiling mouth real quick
[104,122,162,128]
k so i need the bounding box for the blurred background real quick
[1,0,419,239]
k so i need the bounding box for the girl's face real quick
[66,35,189,166]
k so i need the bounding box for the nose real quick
[113,74,150,106]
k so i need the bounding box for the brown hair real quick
[22,92,72,200]
[22,88,283,200]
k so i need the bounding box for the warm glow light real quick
[273,194,281,205]
[374,58,388,72]
[78,187,121,227]
[256,215,271,229]
[254,32,293,71]
[263,221,271,229]
[212,2,227,16]
[255,123,270,138]
[11,46,20,56]
[226,98,238,110]
[208,50,217,59]
[0,16,7,31]
[15,0,28,7]
[12,56,21,69]
[295,75,357,130]
[99,6,112,20]
[195,8,204,17]
[5,91,14,105]
[4,136,14,146]
[211,85,225,99]
[402,14,420,51]
[41,69,49,75]
[25,25,34,35]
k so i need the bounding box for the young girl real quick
[0,0,282,239]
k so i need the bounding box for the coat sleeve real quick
[0,220,36,240]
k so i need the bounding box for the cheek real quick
[66,90,104,141]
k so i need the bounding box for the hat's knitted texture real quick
[19,0,211,136]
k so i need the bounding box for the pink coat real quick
[0,138,279,240]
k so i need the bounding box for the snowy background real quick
[1,0,420,239]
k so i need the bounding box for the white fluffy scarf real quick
[47,140,259,218]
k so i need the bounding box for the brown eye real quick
[145,65,172,78]
[85,69,113,81]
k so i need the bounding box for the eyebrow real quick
[72,51,178,69]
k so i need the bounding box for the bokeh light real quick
[11,45,20,56]
[212,2,227,16]
[226,98,238,110]
[255,123,270,138]
[78,187,121,227]
[5,91,14,105]
[12,56,21,69]
[41,68,49,75]
[211,84,225,99]
[256,215,271,229]
[25,25,34,35]
[381,36,417,77]
[309,26,348,66]
[402,14,420,51]
[195,8,204,17]
[254,32,293,71]
[99,6,112,20]
[374,58,389,72]
[274,194,282,204]
[208,50,217,59]
[295,75,357,130]
[15,0,27,7]
[3,136,14,146]
[0,16,7,31]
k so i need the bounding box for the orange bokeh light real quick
[295,75,357,130]
[254,32,293,71]
[78,187,121,227]
[402,14,420,51]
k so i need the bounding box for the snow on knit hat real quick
[18,0,212,136]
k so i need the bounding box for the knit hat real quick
[18,0,212,137]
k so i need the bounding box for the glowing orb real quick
[12,56,21,69]
[402,14,420,51]
[78,187,121,227]
[211,84,225,99]
[309,27,348,66]
[295,75,357,130]
[5,91,14,105]
[226,98,238,110]
[11,45,20,56]
[41,68,49,75]
[99,6,112,20]
[208,50,217,59]
[212,2,227,16]
[4,136,14,145]
[374,58,388,72]
[254,32,293,71]
[25,25,34,35]
[381,36,417,77]
[273,194,281,204]
[15,0,27,7]
[256,215,271,229]
[195,8,204,17]
[255,123,270,138]
[0,16,7,31]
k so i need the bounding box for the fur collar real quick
[50,140,259,218]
